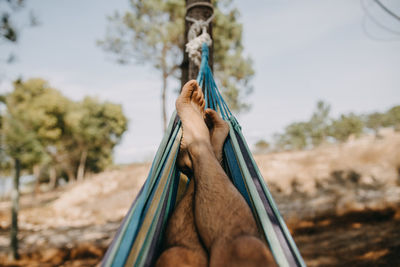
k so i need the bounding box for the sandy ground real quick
[0,130,399,266]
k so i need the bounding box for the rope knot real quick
[185,14,214,66]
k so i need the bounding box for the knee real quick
[226,236,277,267]
[155,247,207,267]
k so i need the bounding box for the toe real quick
[206,109,229,131]
[190,88,205,114]
[193,91,200,101]
[200,99,205,110]
[205,115,212,130]
[192,90,199,101]
[205,109,220,123]
[205,109,215,128]
[181,80,198,100]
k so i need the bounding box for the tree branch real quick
[373,0,400,21]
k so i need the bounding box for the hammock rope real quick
[101,43,306,267]
[185,12,214,66]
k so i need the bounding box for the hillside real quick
[256,128,400,218]
[0,130,399,266]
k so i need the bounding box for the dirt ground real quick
[291,207,400,267]
[1,192,399,267]
[0,131,399,266]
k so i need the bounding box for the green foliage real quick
[275,122,309,150]
[365,112,386,134]
[0,0,24,42]
[255,139,269,149]
[308,101,331,146]
[328,113,364,142]
[1,0,39,66]
[386,105,400,130]
[1,78,128,183]
[273,100,331,150]
[271,101,399,152]
[66,97,128,173]
[2,113,43,168]
[364,106,400,133]
[99,0,184,71]
[254,139,270,153]
[0,0,38,43]
[98,0,254,127]
[9,79,70,143]
[1,80,46,172]
[212,2,254,111]
[0,95,6,174]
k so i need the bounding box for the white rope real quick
[185,13,214,66]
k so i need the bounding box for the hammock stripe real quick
[102,44,305,267]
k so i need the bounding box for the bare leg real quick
[156,81,208,267]
[157,86,231,267]
[177,81,276,266]
[155,179,207,267]
[188,135,277,266]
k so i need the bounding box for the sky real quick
[1,0,399,163]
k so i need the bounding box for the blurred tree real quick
[365,112,387,135]
[386,105,400,130]
[0,0,39,63]
[2,90,44,260]
[0,95,6,175]
[0,76,128,258]
[7,79,69,187]
[98,0,254,131]
[211,2,254,111]
[272,102,400,151]
[1,0,26,43]
[308,100,331,146]
[8,79,128,184]
[365,106,400,134]
[329,113,364,142]
[254,139,270,153]
[255,139,270,149]
[275,122,308,150]
[66,97,128,180]
[273,101,331,150]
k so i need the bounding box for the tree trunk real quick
[49,166,58,189]
[161,72,168,132]
[66,167,76,183]
[10,158,20,260]
[33,164,41,196]
[181,0,214,86]
[77,148,87,181]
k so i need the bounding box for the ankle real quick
[188,141,213,160]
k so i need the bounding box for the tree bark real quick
[77,148,87,181]
[66,167,76,183]
[49,166,58,189]
[10,158,20,260]
[33,164,41,196]
[181,0,214,87]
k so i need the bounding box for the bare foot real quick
[176,80,209,174]
[205,109,230,165]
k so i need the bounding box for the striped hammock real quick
[102,44,306,267]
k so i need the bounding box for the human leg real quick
[155,81,208,267]
[156,82,230,267]
[155,179,207,267]
[176,80,276,266]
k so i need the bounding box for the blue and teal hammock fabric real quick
[102,44,306,267]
